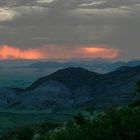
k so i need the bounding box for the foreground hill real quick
[0,66,140,110]
[27,67,101,90]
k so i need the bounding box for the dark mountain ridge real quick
[27,67,102,91]
[0,65,140,110]
[27,65,140,92]
[26,65,140,108]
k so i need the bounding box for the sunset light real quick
[0,45,119,59]
[0,45,44,59]
[84,47,119,58]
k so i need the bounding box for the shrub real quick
[136,80,140,94]
[73,113,86,125]
[16,127,34,140]
[129,100,140,108]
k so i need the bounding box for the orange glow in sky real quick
[0,45,119,59]
[83,47,119,58]
[0,45,45,59]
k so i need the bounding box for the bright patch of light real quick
[0,7,16,22]
[80,1,104,7]
[37,0,54,3]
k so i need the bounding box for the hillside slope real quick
[0,66,140,110]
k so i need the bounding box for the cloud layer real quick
[0,0,140,59]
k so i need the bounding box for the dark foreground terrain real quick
[0,106,140,140]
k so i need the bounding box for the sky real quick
[0,0,140,60]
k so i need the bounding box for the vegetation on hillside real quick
[129,80,140,108]
[1,106,140,140]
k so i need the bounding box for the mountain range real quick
[0,65,140,110]
[19,59,140,73]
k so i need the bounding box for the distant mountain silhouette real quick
[18,59,140,73]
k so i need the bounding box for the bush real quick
[38,107,140,140]
[136,80,140,94]
[129,100,140,108]
[73,113,86,125]
[16,127,34,140]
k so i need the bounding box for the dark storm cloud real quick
[0,0,140,59]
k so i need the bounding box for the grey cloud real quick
[0,0,140,9]
[0,0,140,59]
[0,0,36,7]
[79,0,140,9]
[105,9,140,59]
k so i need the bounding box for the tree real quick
[16,127,34,140]
[136,80,140,94]
[85,107,95,115]
[73,113,85,125]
